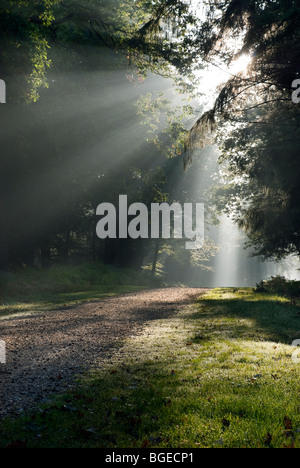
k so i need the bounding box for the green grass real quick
[0,262,158,318]
[0,288,299,448]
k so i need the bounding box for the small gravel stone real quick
[0,287,206,419]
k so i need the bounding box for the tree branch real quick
[29,14,74,26]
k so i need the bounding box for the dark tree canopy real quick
[179,0,300,261]
[1,0,300,270]
[0,1,211,274]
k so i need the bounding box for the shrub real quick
[255,275,300,298]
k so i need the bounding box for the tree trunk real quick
[152,239,160,276]
[62,231,71,264]
[41,242,51,269]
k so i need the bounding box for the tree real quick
[3,0,299,269]
[180,0,300,261]
[207,102,300,260]
[0,0,205,272]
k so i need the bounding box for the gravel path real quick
[0,287,207,419]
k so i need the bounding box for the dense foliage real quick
[255,276,300,299]
[0,0,212,278]
[1,0,299,276]
[184,0,300,261]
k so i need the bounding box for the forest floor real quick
[0,287,202,420]
[0,288,300,448]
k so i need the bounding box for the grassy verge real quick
[0,288,300,448]
[0,262,158,318]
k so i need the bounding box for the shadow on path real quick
[0,288,208,419]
